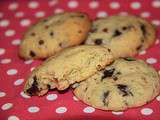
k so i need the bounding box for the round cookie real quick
[24,45,113,96]
[19,11,91,59]
[73,58,160,111]
[85,15,155,58]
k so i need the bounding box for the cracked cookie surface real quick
[24,45,113,96]
[73,58,160,111]
[19,11,91,59]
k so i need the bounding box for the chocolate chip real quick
[123,57,136,61]
[136,45,142,51]
[113,76,118,81]
[113,29,122,37]
[140,24,146,36]
[94,39,102,45]
[26,76,39,96]
[122,26,127,30]
[45,25,49,29]
[30,51,36,57]
[50,32,54,36]
[39,40,44,45]
[101,68,115,80]
[102,28,108,32]
[116,72,121,75]
[90,28,97,33]
[30,32,36,36]
[108,49,111,52]
[102,91,110,106]
[117,84,133,97]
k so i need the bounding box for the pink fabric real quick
[0,0,160,120]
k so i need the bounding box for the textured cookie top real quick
[85,15,155,58]
[19,11,91,59]
[24,45,113,96]
[73,58,160,111]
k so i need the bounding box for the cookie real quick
[73,58,160,111]
[85,15,155,58]
[135,17,156,50]
[19,11,91,59]
[24,45,113,96]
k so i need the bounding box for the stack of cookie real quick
[20,11,160,111]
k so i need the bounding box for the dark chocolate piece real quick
[50,32,54,36]
[101,68,115,80]
[30,51,36,57]
[39,40,44,45]
[94,39,102,45]
[113,29,122,37]
[117,84,133,96]
[140,24,146,36]
[26,76,39,96]
[102,91,110,105]
[122,26,127,30]
[30,32,36,36]
[102,28,108,32]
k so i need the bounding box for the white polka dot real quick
[73,96,79,101]
[140,12,150,18]
[48,0,58,6]
[56,107,67,113]
[83,106,95,113]
[0,20,10,27]
[0,48,5,55]
[155,39,159,44]
[46,94,58,101]
[14,79,24,86]
[0,91,6,97]
[35,11,45,18]
[24,60,33,64]
[54,8,64,14]
[152,20,160,26]
[68,1,78,8]
[131,2,141,9]
[12,39,21,45]
[8,115,20,120]
[20,91,31,98]
[0,12,3,18]
[0,58,11,64]
[138,50,146,55]
[146,58,157,64]
[28,106,40,113]
[97,11,108,18]
[8,2,18,10]
[1,103,13,110]
[89,1,99,9]
[156,95,160,101]
[15,11,24,18]
[141,108,153,115]
[112,111,124,115]
[28,1,39,9]
[30,67,35,71]
[119,11,128,16]
[7,69,18,75]
[109,2,120,9]
[5,29,15,37]
[20,19,31,27]
[152,0,160,8]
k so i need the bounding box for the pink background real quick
[0,0,160,120]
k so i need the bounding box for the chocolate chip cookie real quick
[24,45,113,96]
[85,15,156,58]
[73,58,160,111]
[19,11,91,59]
